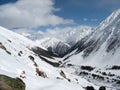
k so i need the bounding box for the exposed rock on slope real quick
[0,74,25,90]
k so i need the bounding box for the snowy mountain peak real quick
[85,8,120,43]
[65,8,120,66]
[36,37,71,57]
[97,9,120,31]
[36,37,70,48]
[60,9,120,89]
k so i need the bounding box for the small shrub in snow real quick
[20,71,26,79]
[91,74,104,80]
[8,39,12,43]
[36,68,47,78]
[66,78,71,82]
[85,86,95,90]
[0,42,11,55]
[34,62,38,67]
[6,50,11,55]
[18,51,23,56]
[60,70,66,78]
[79,71,89,75]
[102,72,107,76]
[116,80,120,84]
[0,42,7,51]
[56,77,63,80]
[108,72,115,77]
[28,55,35,61]
[18,53,21,56]
[107,65,120,70]
[111,65,120,70]
[59,70,71,82]
[99,86,106,90]
[81,66,95,71]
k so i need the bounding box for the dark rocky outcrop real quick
[85,86,95,90]
[60,70,66,78]
[0,42,11,55]
[0,81,13,90]
[81,66,95,71]
[36,68,47,78]
[99,86,106,90]
[0,74,25,90]
[40,56,60,67]
[31,47,57,59]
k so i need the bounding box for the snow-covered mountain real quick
[0,26,99,90]
[30,26,93,57]
[17,26,93,45]
[13,26,93,57]
[39,26,93,45]
[36,37,70,57]
[14,26,93,46]
[65,9,120,66]
[61,9,120,89]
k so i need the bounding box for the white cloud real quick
[14,25,92,45]
[13,28,45,40]
[0,0,74,28]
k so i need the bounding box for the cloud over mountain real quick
[0,0,73,28]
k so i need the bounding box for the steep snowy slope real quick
[36,37,70,57]
[61,9,120,89]
[0,26,98,90]
[65,9,120,66]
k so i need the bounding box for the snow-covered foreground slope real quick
[0,26,99,90]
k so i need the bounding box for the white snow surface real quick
[0,26,97,90]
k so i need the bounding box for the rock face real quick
[99,86,106,90]
[85,86,95,90]
[0,74,25,90]
[0,81,13,90]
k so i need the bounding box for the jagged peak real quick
[36,37,70,49]
[97,8,120,30]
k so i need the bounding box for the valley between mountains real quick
[1,9,120,90]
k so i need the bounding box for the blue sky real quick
[0,0,120,29]
[0,0,17,5]
[54,0,120,26]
